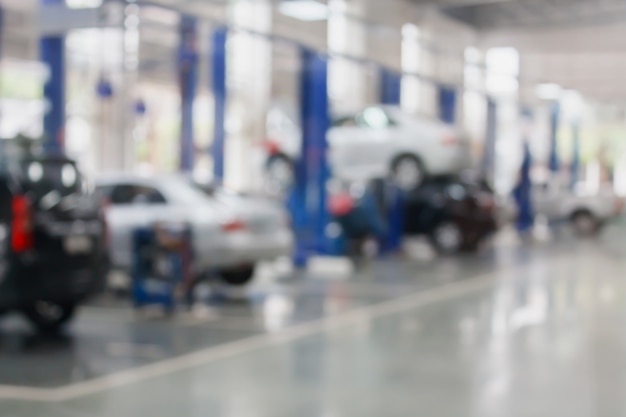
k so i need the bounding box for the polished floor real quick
[2,227,626,416]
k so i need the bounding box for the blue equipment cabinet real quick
[131,224,193,312]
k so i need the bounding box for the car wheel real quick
[571,211,599,237]
[219,265,256,286]
[430,222,463,255]
[21,301,77,333]
[265,154,294,194]
[391,155,424,191]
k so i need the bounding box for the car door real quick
[394,115,449,172]
[328,107,394,180]
[532,181,561,219]
[103,183,173,269]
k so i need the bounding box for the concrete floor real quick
[2,228,626,416]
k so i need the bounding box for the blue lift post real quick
[378,67,404,253]
[178,15,198,172]
[513,108,535,234]
[571,119,580,189]
[40,0,65,154]
[211,26,228,182]
[379,67,401,106]
[549,101,561,173]
[482,97,497,178]
[513,142,534,234]
[438,85,457,124]
[290,48,330,267]
[0,5,3,59]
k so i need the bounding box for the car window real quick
[189,180,242,207]
[355,107,394,129]
[332,116,357,128]
[109,184,167,205]
[446,183,467,200]
[20,159,83,198]
[158,177,211,205]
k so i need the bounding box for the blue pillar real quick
[0,5,4,59]
[40,0,65,154]
[438,84,457,124]
[379,67,401,105]
[290,48,330,266]
[178,15,198,172]
[571,120,580,189]
[482,97,497,178]
[549,101,560,173]
[381,184,404,253]
[513,142,534,234]
[211,26,227,182]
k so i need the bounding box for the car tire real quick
[571,211,599,237]
[219,265,256,286]
[21,301,77,334]
[390,155,424,191]
[265,154,294,194]
[429,221,464,255]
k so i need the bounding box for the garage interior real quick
[2,0,626,416]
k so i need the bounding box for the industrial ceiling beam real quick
[441,0,626,29]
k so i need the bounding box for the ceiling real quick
[4,0,626,102]
[439,0,626,30]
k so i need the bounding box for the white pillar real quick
[401,23,421,115]
[226,0,272,191]
[328,0,367,113]
[485,47,520,194]
[463,47,486,156]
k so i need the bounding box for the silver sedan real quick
[96,174,293,285]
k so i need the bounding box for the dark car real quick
[0,155,108,332]
[403,175,498,254]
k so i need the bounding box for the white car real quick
[533,179,624,236]
[264,105,473,191]
[96,174,293,285]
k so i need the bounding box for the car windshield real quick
[158,177,212,205]
[19,158,83,198]
[189,180,246,207]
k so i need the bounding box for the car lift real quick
[36,2,524,263]
[40,0,66,154]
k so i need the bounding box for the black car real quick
[403,175,498,254]
[0,155,108,332]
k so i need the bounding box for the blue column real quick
[482,97,497,178]
[571,120,580,188]
[178,15,198,172]
[290,48,330,266]
[211,26,227,182]
[379,67,401,105]
[438,84,457,124]
[40,0,65,154]
[0,6,4,59]
[549,101,560,173]
[513,142,534,234]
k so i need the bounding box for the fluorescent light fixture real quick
[279,0,329,21]
[66,0,102,8]
[535,83,562,100]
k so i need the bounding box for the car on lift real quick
[403,175,498,254]
[0,155,108,332]
[532,178,624,236]
[96,174,293,286]
[263,104,473,192]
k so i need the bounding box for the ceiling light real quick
[535,83,562,100]
[279,0,329,22]
[66,0,102,8]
